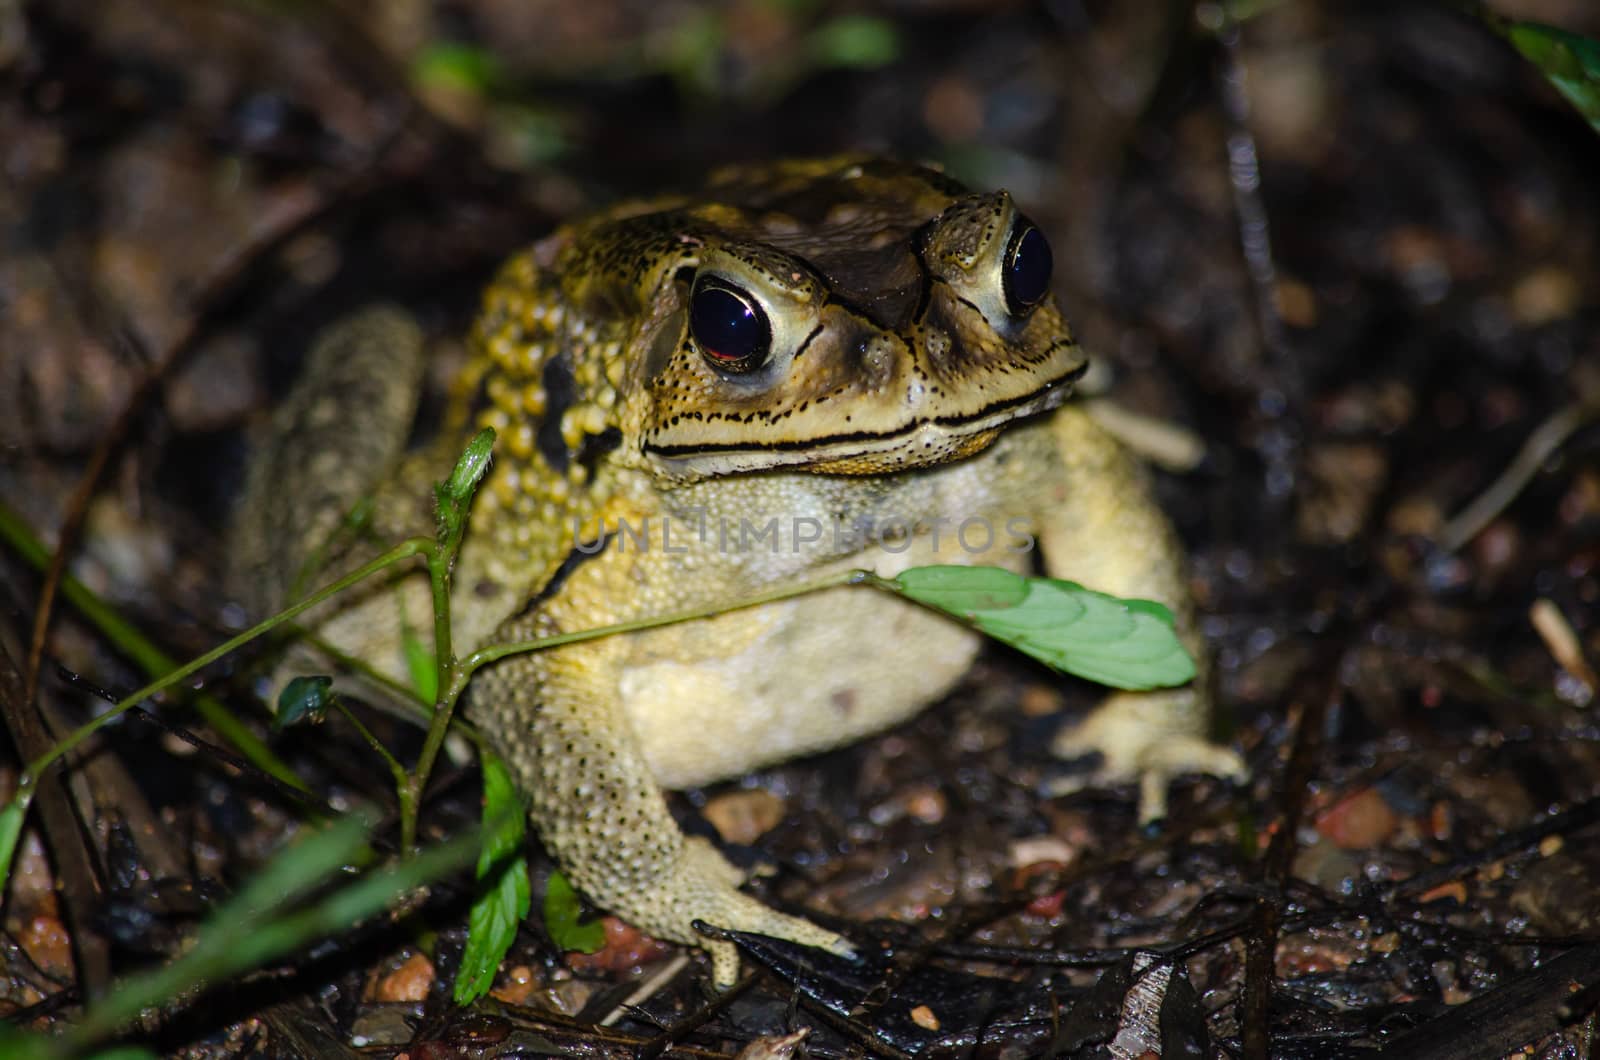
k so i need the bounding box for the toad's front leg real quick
[1030,406,1247,822]
[472,605,850,989]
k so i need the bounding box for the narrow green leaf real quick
[274,675,333,729]
[0,1029,52,1060]
[225,816,374,928]
[0,1043,159,1060]
[411,42,502,96]
[434,428,497,557]
[438,428,497,513]
[486,103,572,167]
[0,499,309,791]
[808,14,899,69]
[1504,21,1600,133]
[0,800,25,899]
[543,870,605,955]
[401,628,438,704]
[892,565,1195,690]
[453,753,531,1004]
[455,853,530,1003]
[63,826,478,1050]
[61,816,374,1047]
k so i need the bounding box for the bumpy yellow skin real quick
[234,158,1244,987]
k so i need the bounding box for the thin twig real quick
[20,94,422,763]
[606,953,691,1032]
[1209,7,1302,518]
[23,188,329,710]
[1241,658,1342,1059]
[1439,401,1598,553]
[0,627,113,999]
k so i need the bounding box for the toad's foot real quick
[629,836,854,989]
[1049,689,1246,823]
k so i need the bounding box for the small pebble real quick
[702,789,786,845]
[376,952,435,1003]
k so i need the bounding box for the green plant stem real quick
[428,542,457,714]
[453,569,874,694]
[396,428,495,852]
[0,500,301,789]
[3,540,430,874]
[402,550,457,851]
[334,701,411,796]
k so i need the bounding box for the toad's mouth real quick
[642,360,1084,478]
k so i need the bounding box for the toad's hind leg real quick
[230,307,426,615]
[476,603,853,990]
[1034,406,1246,821]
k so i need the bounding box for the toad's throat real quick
[643,361,1085,476]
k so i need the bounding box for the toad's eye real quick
[689,277,771,373]
[1002,222,1053,316]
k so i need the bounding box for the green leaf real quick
[486,103,571,167]
[453,753,531,1004]
[401,628,438,704]
[435,428,496,546]
[61,816,372,1047]
[274,675,333,729]
[411,43,502,97]
[890,564,1030,613]
[660,8,726,97]
[808,14,899,69]
[58,820,477,1051]
[543,870,605,955]
[229,816,376,926]
[1503,21,1600,134]
[0,1029,52,1060]
[892,565,1194,690]
[0,800,25,899]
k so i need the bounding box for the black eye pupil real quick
[1004,224,1053,315]
[689,280,772,372]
